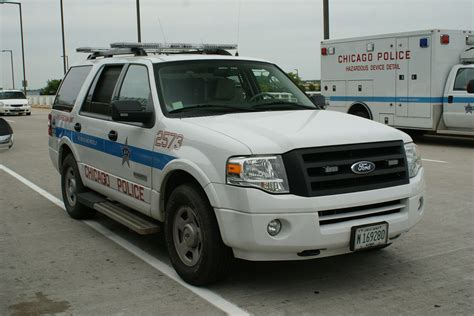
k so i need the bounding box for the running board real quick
[77,192,160,235]
[435,129,474,137]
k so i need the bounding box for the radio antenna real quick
[235,0,241,56]
[157,16,167,44]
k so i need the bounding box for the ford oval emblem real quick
[351,161,376,175]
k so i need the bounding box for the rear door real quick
[395,37,409,117]
[443,66,474,130]
[408,35,432,118]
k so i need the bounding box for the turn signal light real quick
[321,47,328,56]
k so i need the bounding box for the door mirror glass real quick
[111,100,153,124]
[467,79,474,94]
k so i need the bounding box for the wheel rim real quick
[65,166,77,207]
[173,206,202,267]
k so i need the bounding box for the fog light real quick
[418,196,424,212]
[267,219,282,236]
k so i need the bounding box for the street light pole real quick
[1,50,15,89]
[60,0,67,74]
[136,0,141,42]
[0,1,27,95]
[323,0,329,40]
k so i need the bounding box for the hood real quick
[1,98,28,105]
[183,110,412,154]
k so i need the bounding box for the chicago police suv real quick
[48,43,425,285]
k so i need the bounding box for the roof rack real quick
[76,42,238,59]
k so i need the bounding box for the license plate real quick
[350,222,388,251]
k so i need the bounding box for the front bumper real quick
[212,168,425,261]
[0,105,31,115]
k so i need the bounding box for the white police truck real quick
[49,43,425,285]
[321,29,474,136]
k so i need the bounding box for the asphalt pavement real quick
[1,109,473,315]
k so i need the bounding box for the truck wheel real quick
[26,112,31,116]
[352,110,370,119]
[61,154,96,219]
[165,183,233,285]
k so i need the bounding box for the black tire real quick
[352,110,370,119]
[61,154,96,219]
[26,112,31,116]
[165,183,233,285]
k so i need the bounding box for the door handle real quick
[447,95,453,104]
[74,123,81,132]
[108,130,118,141]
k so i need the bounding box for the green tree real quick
[40,79,61,95]
[287,72,306,91]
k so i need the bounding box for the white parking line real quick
[0,164,250,316]
[422,158,449,164]
[5,119,15,123]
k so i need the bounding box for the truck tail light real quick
[48,113,53,136]
[321,47,328,56]
[440,34,450,45]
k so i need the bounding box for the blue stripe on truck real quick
[328,96,474,103]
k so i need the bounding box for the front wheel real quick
[165,183,233,285]
[61,154,96,219]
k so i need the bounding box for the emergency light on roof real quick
[419,38,429,48]
[110,42,237,51]
[440,34,450,45]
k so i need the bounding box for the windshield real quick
[155,60,316,116]
[0,91,26,100]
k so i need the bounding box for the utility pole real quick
[136,0,141,42]
[60,0,67,74]
[323,0,329,40]
[1,50,15,89]
[0,1,27,94]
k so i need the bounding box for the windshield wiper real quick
[169,104,254,114]
[251,101,316,110]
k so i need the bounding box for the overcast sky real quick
[1,0,473,90]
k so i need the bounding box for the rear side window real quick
[53,66,92,112]
[81,65,123,116]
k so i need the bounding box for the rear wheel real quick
[26,112,31,116]
[352,110,370,119]
[61,154,96,219]
[165,183,233,285]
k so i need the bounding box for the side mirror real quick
[467,80,474,93]
[308,94,326,109]
[111,100,153,124]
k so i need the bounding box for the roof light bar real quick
[110,42,238,51]
[76,47,111,53]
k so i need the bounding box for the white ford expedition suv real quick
[48,43,425,285]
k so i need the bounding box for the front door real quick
[443,66,474,130]
[77,62,156,215]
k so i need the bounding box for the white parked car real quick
[0,90,31,116]
[48,43,425,285]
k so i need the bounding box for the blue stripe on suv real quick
[54,127,175,170]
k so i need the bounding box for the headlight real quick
[404,142,422,178]
[0,102,4,106]
[226,155,289,193]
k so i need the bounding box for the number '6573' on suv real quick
[48,43,425,285]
